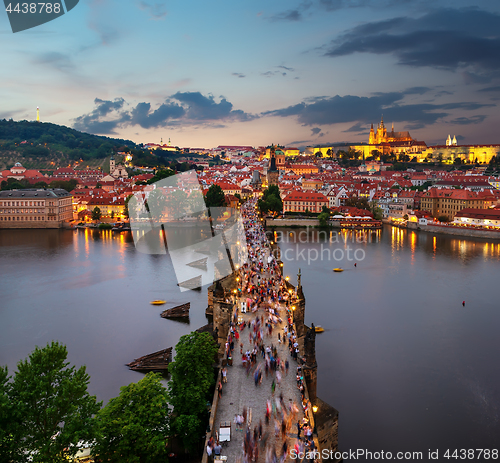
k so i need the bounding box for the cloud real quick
[74,98,128,134]
[32,52,74,71]
[263,90,494,128]
[324,8,500,75]
[311,127,322,135]
[449,115,487,125]
[87,0,119,45]
[129,102,185,129]
[342,122,368,133]
[232,73,246,78]
[73,93,256,134]
[277,65,295,72]
[478,86,500,93]
[138,1,168,20]
[271,8,304,22]
[261,67,294,78]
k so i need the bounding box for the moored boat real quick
[150,300,166,305]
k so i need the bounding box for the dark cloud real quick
[325,8,500,75]
[232,73,246,78]
[271,9,304,22]
[171,92,255,122]
[263,91,494,128]
[261,68,293,78]
[311,127,322,135]
[129,102,184,129]
[478,86,500,92]
[343,122,368,133]
[74,98,128,134]
[277,65,295,72]
[138,1,168,20]
[449,115,487,125]
[403,87,432,95]
[73,93,256,134]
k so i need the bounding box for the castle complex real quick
[368,117,413,145]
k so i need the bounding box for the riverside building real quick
[0,189,73,228]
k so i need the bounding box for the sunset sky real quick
[2,0,500,148]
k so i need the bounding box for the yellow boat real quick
[305,325,325,333]
[333,268,344,272]
[150,300,166,305]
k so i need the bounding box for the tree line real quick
[0,331,218,462]
[0,120,135,162]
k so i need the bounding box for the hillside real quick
[0,119,137,170]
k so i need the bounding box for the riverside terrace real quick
[202,199,339,462]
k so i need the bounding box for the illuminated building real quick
[0,189,73,228]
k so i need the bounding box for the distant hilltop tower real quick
[36,107,40,122]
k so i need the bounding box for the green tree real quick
[8,342,100,463]
[92,373,170,463]
[91,206,102,222]
[258,185,283,215]
[124,194,133,219]
[205,184,226,221]
[147,169,175,185]
[318,212,330,227]
[168,332,218,452]
[437,215,449,222]
[49,179,78,191]
[0,366,16,461]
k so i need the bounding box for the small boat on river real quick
[333,268,344,272]
[150,300,166,305]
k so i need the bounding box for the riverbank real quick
[409,221,500,239]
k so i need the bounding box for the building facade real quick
[420,188,496,220]
[0,189,73,228]
[283,190,328,214]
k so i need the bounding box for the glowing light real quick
[312,405,318,413]
[285,276,290,281]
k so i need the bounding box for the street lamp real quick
[312,405,318,413]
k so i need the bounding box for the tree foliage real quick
[92,373,170,463]
[168,332,218,452]
[0,120,135,161]
[7,342,100,463]
[205,184,227,221]
[258,185,283,215]
[92,206,102,222]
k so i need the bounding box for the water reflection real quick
[387,226,500,262]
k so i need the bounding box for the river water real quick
[0,226,499,456]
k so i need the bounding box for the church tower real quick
[369,123,375,145]
[266,145,279,187]
[110,155,116,174]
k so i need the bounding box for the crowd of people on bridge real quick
[209,199,319,463]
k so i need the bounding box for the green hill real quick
[0,119,137,170]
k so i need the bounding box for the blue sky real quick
[2,0,500,148]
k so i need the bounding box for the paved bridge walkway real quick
[209,200,315,462]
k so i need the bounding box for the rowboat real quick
[333,268,344,272]
[150,300,166,305]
